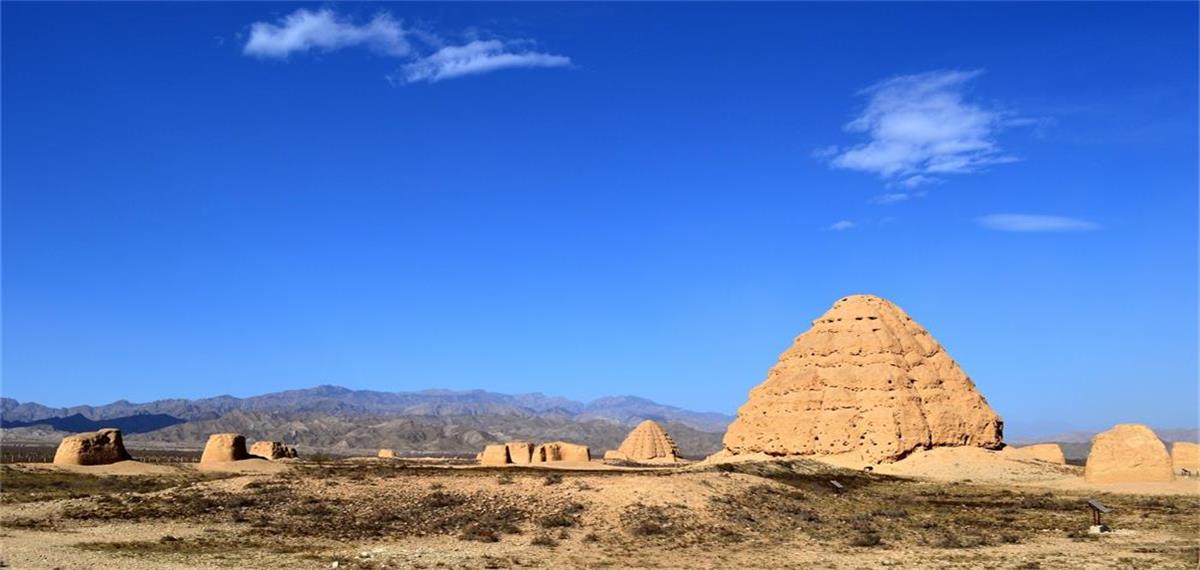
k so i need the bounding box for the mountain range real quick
[5,386,1193,458]
[0,385,734,457]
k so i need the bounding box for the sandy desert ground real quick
[2,450,1197,569]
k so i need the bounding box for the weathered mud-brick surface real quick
[723,295,1004,463]
[200,433,252,464]
[53,428,133,466]
[533,442,591,462]
[479,444,510,466]
[505,442,535,464]
[1085,424,1174,483]
[250,441,298,460]
[616,420,680,462]
[1172,442,1200,473]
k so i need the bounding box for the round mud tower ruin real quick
[1084,424,1174,483]
[53,428,133,466]
[722,294,1004,464]
[200,433,252,464]
[612,420,679,462]
[1172,442,1200,473]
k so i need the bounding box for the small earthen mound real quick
[722,295,1003,464]
[199,433,251,464]
[1085,424,1173,483]
[1172,442,1199,474]
[615,420,679,463]
[1008,443,1066,464]
[533,442,591,463]
[52,428,133,466]
[250,441,298,460]
[378,449,397,459]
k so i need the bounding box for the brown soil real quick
[1,458,1197,569]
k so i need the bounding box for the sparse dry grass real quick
[1,458,1196,568]
[0,465,206,503]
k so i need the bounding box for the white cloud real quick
[243,9,410,59]
[828,220,857,231]
[825,70,1022,187]
[242,9,569,84]
[400,40,570,83]
[976,214,1100,232]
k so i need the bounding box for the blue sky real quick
[3,3,1196,433]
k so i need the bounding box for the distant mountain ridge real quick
[0,385,733,456]
[0,385,732,432]
[1009,427,1198,445]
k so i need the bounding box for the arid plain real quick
[3,296,1197,569]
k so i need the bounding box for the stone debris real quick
[1085,424,1174,483]
[52,428,133,466]
[199,433,252,464]
[722,294,1004,464]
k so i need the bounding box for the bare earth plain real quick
[1,450,1198,569]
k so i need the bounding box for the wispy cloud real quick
[242,9,569,84]
[244,9,410,59]
[400,40,570,84]
[976,214,1100,232]
[870,190,927,205]
[823,70,1024,188]
[828,220,857,231]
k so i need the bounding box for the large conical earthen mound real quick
[722,295,1003,463]
[615,420,679,462]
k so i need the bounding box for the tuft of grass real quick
[530,533,558,547]
[543,474,563,486]
[2,517,59,530]
[849,531,882,547]
[539,502,585,529]
[460,524,500,543]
